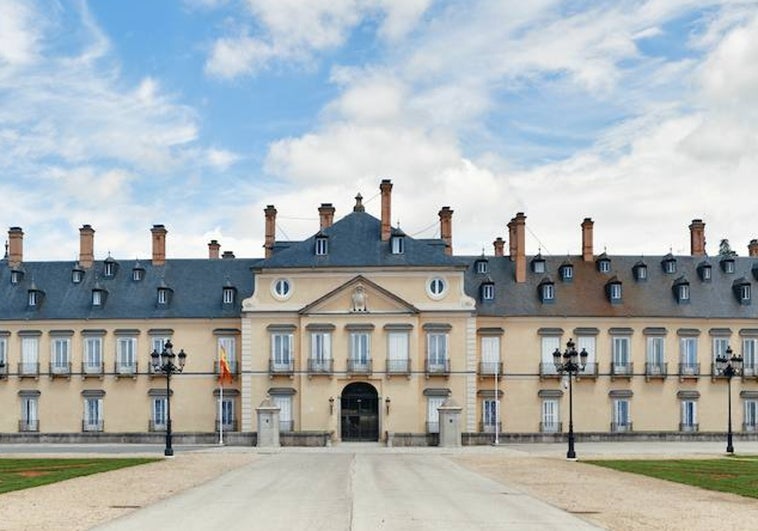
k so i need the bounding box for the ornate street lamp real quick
[553,338,588,460]
[151,340,187,457]
[715,346,743,454]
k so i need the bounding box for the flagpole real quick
[219,384,224,445]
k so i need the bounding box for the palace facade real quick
[2,180,758,445]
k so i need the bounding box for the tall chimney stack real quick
[8,227,23,267]
[318,203,335,230]
[689,219,706,256]
[380,179,393,241]
[514,212,526,282]
[749,239,758,257]
[438,206,454,256]
[208,239,220,259]
[151,224,167,266]
[493,237,505,257]
[264,205,277,258]
[581,218,594,262]
[508,218,517,260]
[79,224,95,268]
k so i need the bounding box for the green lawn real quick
[0,458,159,494]
[587,456,758,499]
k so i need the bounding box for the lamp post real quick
[715,346,743,454]
[151,340,187,457]
[553,338,588,460]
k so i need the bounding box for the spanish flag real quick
[218,345,233,385]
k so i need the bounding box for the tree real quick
[719,239,738,257]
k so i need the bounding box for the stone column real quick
[438,398,462,448]
[256,397,281,448]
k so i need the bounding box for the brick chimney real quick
[79,224,95,268]
[264,205,277,258]
[222,250,235,259]
[749,239,758,257]
[507,218,516,260]
[380,179,393,241]
[513,212,526,282]
[689,219,706,256]
[438,206,454,255]
[208,239,220,259]
[151,224,167,266]
[8,227,23,266]
[493,237,505,257]
[318,203,335,230]
[581,218,594,262]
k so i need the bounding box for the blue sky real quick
[1,0,757,261]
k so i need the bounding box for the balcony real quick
[576,362,599,380]
[0,362,7,379]
[539,362,560,379]
[307,358,333,376]
[711,362,731,380]
[214,360,239,378]
[279,420,294,432]
[49,362,72,378]
[610,362,634,379]
[611,422,633,433]
[679,422,699,432]
[678,362,700,379]
[347,358,372,376]
[386,358,411,376]
[478,361,503,377]
[426,421,440,434]
[269,359,294,376]
[19,420,39,432]
[540,421,562,433]
[18,362,40,378]
[479,422,502,433]
[216,419,239,432]
[115,361,138,379]
[743,366,758,380]
[82,420,104,432]
[149,420,167,432]
[645,362,667,380]
[425,359,450,377]
[81,362,105,378]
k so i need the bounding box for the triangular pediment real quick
[300,275,419,315]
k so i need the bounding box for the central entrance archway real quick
[340,382,379,442]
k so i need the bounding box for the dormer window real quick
[480,278,495,301]
[72,268,84,284]
[92,291,101,306]
[531,253,546,274]
[157,285,173,306]
[223,286,236,304]
[673,277,690,303]
[597,254,611,273]
[606,277,622,303]
[103,258,117,278]
[391,234,405,255]
[315,234,328,256]
[27,284,43,307]
[721,257,735,274]
[697,261,712,282]
[559,262,573,282]
[662,254,677,274]
[538,278,555,303]
[28,291,38,307]
[475,258,488,274]
[633,261,648,281]
[10,269,23,284]
[733,278,751,305]
[132,262,145,282]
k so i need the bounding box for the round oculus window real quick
[272,278,292,299]
[427,277,447,299]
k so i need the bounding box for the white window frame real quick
[480,336,500,375]
[72,270,83,283]
[21,336,39,374]
[561,265,573,280]
[387,331,409,373]
[51,337,70,372]
[599,260,610,273]
[482,283,495,300]
[541,336,560,375]
[92,290,102,306]
[83,398,103,431]
[315,237,328,256]
[152,398,167,429]
[273,278,291,299]
[310,331,332,369]
[157,289,168,305]
[391,236,405,255]
[636,266,647,280]
[541,399,560,433]
[576,336,596,373]
[745,399,758,432]
[609,283,622,301]
[272,395,293,431]
[612,336,630,366]
[613,399,631,431]
[678,284,689,301]
[21,396,38,430]
[646,336,665,371]
[427,277,446,299]
[28,291,38,306]
[223,288,235,304]
[427,332,448,369]
[680,337,698,368]
[475,260,487,274]
[220,398,235,429]
[0,336,6,371]
[542,283,554,301]
[743,338,758,375]
[665,260,676,273]
[104,262,115,276]
[482,398,499,432]
[117,337,137,372]
[533,260,545,274]
[713,337,730,364]
[84,337,103,372]
[218,336,237,374]
[702,266,712,280]
[271,333,293,369]
[427,397,445,433]
[350,332,371,367]
[740,285,751,302]
[681,400,697,430]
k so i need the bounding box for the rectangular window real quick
[117,337,137,373]
[219,398,235,430]
[83,337,103,373]
[480,336,500,375]
[744,338,758,375]
[83,398,103,431]
[482,399,499,433]
[387,331,409,373]
[272,395,293,431]
[680,337,698,374]
[613,399,631,432]
[315,238,328,255]
[541,399,560,433]
[350,332,371,367]
[612,336,630,365]
[646,336,664,365]
[0,336,7,373]
[51,338,70,372]
[576,336,596,375]
[681,400,697,431]
[713,337,730,362]
[20,396,38,431]
[223,288,234,304]
[152,398,167,430]
[218,336,237,374]
[427,397,445,433]
[21,336,39,375]
[311,332,331,365]
[427,332,448,371]
[271,333,293,370]
[745,400,758,432]
[540,336,560,375]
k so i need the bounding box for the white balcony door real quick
[541,399,559,431]
[21,337,38,373]
[272,395,292,431]
[427,397,445,433]
[272,334,292,369]
[387,332,409,371]
[481,336,499,374]
[84,398,102,428]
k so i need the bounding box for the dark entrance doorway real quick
[340,382,379,442]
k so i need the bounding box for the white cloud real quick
[0,0,41,66]
[206,147,240,170]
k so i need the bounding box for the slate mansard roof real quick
[464,253,758,319]
[0,257,259,321]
